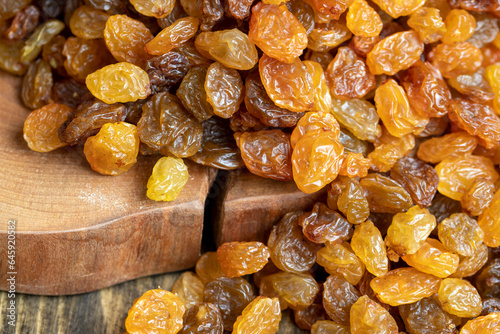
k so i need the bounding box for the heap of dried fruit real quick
[3,0,500,332]
[124,197,500,334]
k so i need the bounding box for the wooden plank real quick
[0,72,215,295]
[0,273,306,334]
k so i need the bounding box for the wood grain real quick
[0,273,307,334]
[212,170,327,246]
[0,72,216,295]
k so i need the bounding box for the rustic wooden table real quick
[0,271,306,334]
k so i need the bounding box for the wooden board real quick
[0,72,216,295]
[0,274,306,334]
[212,170,327,246]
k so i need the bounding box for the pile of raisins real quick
[2,0,500,332]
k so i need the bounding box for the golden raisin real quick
[146,157,189,202]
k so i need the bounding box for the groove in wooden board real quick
[213,170,327,245]
[0,71,215,295]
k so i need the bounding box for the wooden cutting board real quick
[0,71,326,296]
[0,72,216,295]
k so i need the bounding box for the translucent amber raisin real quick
[366,31,424,76]
[385,205,436,256]
[311,321,350,334]
[237,130,293,181]
[442,9,476,44]
[104,15,153,67]
[339,153,371,178]
[401,61,452,118]
[374,79,428,137]
[350,295,398,334]
[130,0,175,18]
[417,132,478,164]
[59,99,126,146]
[326,47,376,100]
[179,302,224,334]
[172,272,204,308]
[86,62,151,104]
[449,98,500,149]
[349,35,381,57]
[145,17,199,56]
[460,312,500,334]
[195,251,225,285]
[0,40,27,75]
[259,272,319,310]
[368,129,415,172]
[398,296,459,334]
[303,60,332,112]
[407,7,446,43]
[390,157,439,207]
[328,176,370,224]
[125,289,185,334]
[244,71,303,128]
[63,37,113,82]
[429,42,483,78]
[286,0,315,35]
[138,91,202,157]
[227,0,253,19]
[322,274,361,326]
[438,278,482,318]
[451,242,488,278]
[200,0,224,32]
[217,241,270,278]
[346,0,382,37]
[0,0,32,21]
[438,213,484,257]
[177,66,214,122]
[232,297,281,334]
[307,0,353,21]
[304,51,332,70]
[294,303,328,331]
[478,189,500,247]
[190,117,244,170]
[435,154,499,201]
[447,69,495,103]
[370,267,441,306]
[84,122,140,176]
[146,156,189,201]
[248,2,307,63]
[69,5,110,39]
[179,0,202,18]
[485,64,500,115]
[290,112,339,148]
[402,238,459,278]
[308,18,352,53]
[317,242,365,285]
[360,173,413,213]
[203,277,255,331]
[339,128,368,155]
[23,103,72,153]
[298,202,353,244]
[292,130,344,194]
[194,29,258,70]
[267,211,321,273]
[351,220,389,277]
[371,0,425,18]
[259,54,314,112]
[205,62,243,119]
[22,59,53,110]
[330,98,381,141]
